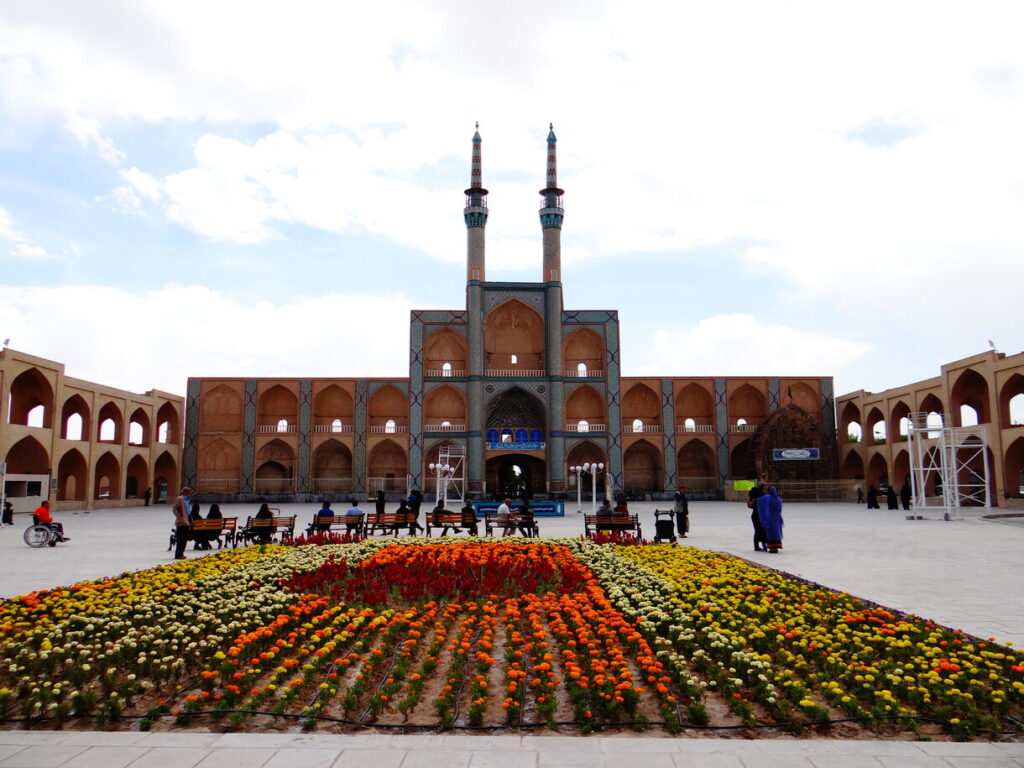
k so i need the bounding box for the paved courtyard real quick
[1,500,1022,766]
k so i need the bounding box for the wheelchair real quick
[23,519,66,548]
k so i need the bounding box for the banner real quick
[772,448,820,461]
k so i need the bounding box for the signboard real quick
[487,442,545,451]
[733,480,756,491]
[772,448,820,461]
[473,501,565,517]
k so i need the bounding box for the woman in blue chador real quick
[757,486,784,554]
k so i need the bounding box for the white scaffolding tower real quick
[907,412,991,519]
[429,444,466,507]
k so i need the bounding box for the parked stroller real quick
[653,509,677,544]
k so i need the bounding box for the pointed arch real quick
[201,384,243,432]
[313,384,354,427]
[313,439,353,479]
[563,328,605,376]
[125,454,148,499]
[424,385,467,424]
[1003,437,1024,499]
[368,438,408,490]
[154,451,178,501]
[485,298,545,372]
[731,438,755,480]
[96,401,124,443]
[5,435,50,474]
[950,368,991,426]
[892,449,910,491]
[8,368,54,428]
[623,439,662,493]
[565,384,605,423]
[129,407,151,446]
[890,400,911,443]
[787,381,818,415]
[841,449,865,480]
[675,383,714,426]
[867,452,889,489]
[839,401,862,444]
[424,328,468,375]
[258,384,298,430]
[156,402,179,444]
[728,383,768,423]
[57,448,87,501]
[485,386,546,431]
[565,440,606,469]
[94,451,121,500]
[998,373,1024,429]
[368,384,409,431]
[866,406,886,443]
[677,438,715,479]
[61,394,91,441]
[622,383,660,430]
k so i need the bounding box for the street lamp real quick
[569,464,585,513]
[428,463,453,506]
[590,462,605,513]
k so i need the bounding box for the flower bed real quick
[0,539,1019,739]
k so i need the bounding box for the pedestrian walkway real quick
[1,501,1022,763]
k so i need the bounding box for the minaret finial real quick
[539,124,564,282]
[465,124,488,281]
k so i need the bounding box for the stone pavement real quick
[1,501,1022,764]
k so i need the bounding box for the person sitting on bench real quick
[314,501,334,533]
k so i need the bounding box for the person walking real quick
[900,483,912,511]
[747,479,768,551]
[865,485,880,509]
[172,487,192,560]
[143,487,152,506]
[757,486,784,554]
[886,485,899,510]
[2,500,12,526]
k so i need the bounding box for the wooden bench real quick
[238,513,296,545]
[484,511,539,538]
[364,511,419,537]
[425,510,479,537]
[167,517,238,550]
[306,513,365,536]
[584,513,641,539]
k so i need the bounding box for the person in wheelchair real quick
[33,501,69,545]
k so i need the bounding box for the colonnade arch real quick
[623,439,662,493]
[8,368,54,428]
[950,369,991,426]
[61,395,90,440]
[57,449,87,501]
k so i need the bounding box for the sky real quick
[1,1,1022,400]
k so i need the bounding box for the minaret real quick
[465,122,488,282]
[539,123,564,283]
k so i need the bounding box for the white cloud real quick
[0,206,21,241]
[8,243,60,260]
[0,205,62,260]
[628,315,871,394]
[0,284,417,395]
[63,116,124,164]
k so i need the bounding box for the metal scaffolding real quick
[430,444,466,506]
[907,412,991,519]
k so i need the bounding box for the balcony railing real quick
[486,369,545,378]
[425,369,467,377]
[564,423,606,432]
[254,478,296,493]
[313,423,353,433]
[368,425,409,434]
[622,424,662,434]
[367,476,409,493]
[196,477,240,494]
[730,423,759,433]
[424,423,466,432]
[564,370,604,378]
[677,424,715,434]
[257,424,297,434]
[313,476,354,493]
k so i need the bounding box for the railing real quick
[312,423,353,433]
[564,370,604,378]
[196,477,241,494]
[621,424,662,434]
[564,423,607,432]
[424,424,466,432]
[368,425,409,434]
[256,424,297,434]
[367,476,409,493]
[425,369,467,377]
[486,369,546,377]
[676,476,720,491]
[313,477,354,493]
[254,478,296,494]
[730,423,759,433]
[677,424,715,434]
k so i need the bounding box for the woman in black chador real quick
[886,485,899,510]
[865,486,880,509]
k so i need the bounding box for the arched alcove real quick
[950,368,991,426]
[125,454,148,499]
[622,383,660,431]
[1003,437,1024,499]
[128,407,150,446]
[565,385,605,427]
[5,435,50,474]
[255,438,295,492]
[424,328,468,376]
[839,401,862,444]
[623,439,662,493]
[368,439,407,492]
[424,385,467,425]
[893,449,910,491]
[94,451,121,500]
[484,299,545,373]
[677,439,715,482]
[675,383,714,430]
[998,373,1024,429]
[313,439,353,493]
[8,368,54,428]
[258,385,298,431]
[486,387,545,431]
[154,451,178,501]
[368,384,409,432]
[201,384,243,432]
[57,448,87,501]
[96,402,123,443]
[890,401,911,443]
[866,406,886,444]
[728,384,768,424]
[314,384,354,430]
[562,328,604,377]
[61,394,90,441]
[842,449,865,480]
[867,452,889,489]
[156,402,179,444]
[787,382,818,416]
